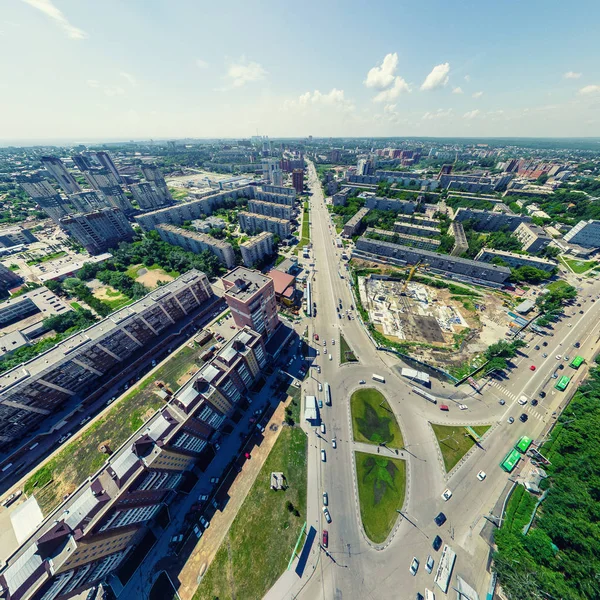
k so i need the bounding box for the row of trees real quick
[484,339,527,373]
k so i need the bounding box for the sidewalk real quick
[176,397,291,600]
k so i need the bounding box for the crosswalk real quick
[486,380,545,420]
[487,379,518,401]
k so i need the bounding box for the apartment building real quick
[156,224,235,269]
[41,156,81,195]
[247,199,292,220]
[332,188,351,206]
[252,186,296,206]
[0,226,37,248]
[0,326,265,600]
[453,207,532,232]
[364,196,417,214]
[0,270,215,449]
[238,212,291,239]
[140,164,172,203]
[392,221,439,239]
[262,158,282,186]
[69,191,111,213]
[354,237,511,286]
[292,169,304,195]
[395,214,441,229]
[91,151,123,184]
[222,267,279,339]
[17,174,70,222]
[130,182,173,211]
[563,219,600,248]
[365,228,440,252]
[449,221,469,256]
[240,232,274,267]
[514,222,552,253]
[342,207,370,237]
[60,208,135,255]
[475,248,557,273]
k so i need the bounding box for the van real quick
[425,590,435,600]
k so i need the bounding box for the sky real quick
[1,0,600,142]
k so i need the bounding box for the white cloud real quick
[420,63,450,91]
[422,108,453,120]
[383,104,397,113]
[196,58,209,69]
[373,76,411,102]
[86,79,100,88]
[298,88,349,107]
[452,87,463,94]
[104,86,125,97]
[119,72,137,87]
[226,57,267,88]
[364,53,399,89]
[579,85,600,95]
[472,91,484,99]
[22,0,87,40]
[463,109,480,120]
[564,71,582,79]
[464,74,471,82]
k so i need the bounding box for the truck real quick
[372,374,385,383]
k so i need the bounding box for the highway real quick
[269,160,600,600]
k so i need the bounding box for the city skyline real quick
[1,0,599,142]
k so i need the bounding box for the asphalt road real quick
[269,160,600,600]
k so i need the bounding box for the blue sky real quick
[1,0,600,142]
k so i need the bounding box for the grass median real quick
[351,388,403,448]
[355,451,406,543]
[339,333,357,364]
[431,423,491,472]
[193,425,307,600]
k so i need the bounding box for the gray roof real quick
[110,447,139,479]
[63,487,101,530]
[2,543,43,594]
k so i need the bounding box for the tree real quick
[486,356,508,374]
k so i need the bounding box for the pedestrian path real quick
[486,379,518,401]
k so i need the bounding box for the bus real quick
[555,375,571,392]
[372,374,385,383]
[500,448,522,473]
[515,436,533,454]
[324,382,332,406]
[412,387,437,404]
[570,356,584,369]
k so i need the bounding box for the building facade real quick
[17,174,70,222]
[238,212,291,239]
[140,164,172,203]
[292,169,303,195]
[514,222,552,253]
[450,221,469,256]
[69,191,111,213]
[41,157,81,195]
[222,267,279,338]
[342,207,370,237]
[0,226,37,248]
[60,208,135,255]
[332,188,351,206]
[365,228,441,252]
[475,248,557,273]
[563,219,600,248]
[130,182,173,211]
[240,232,274,267]
[247,200,292,221]
[0,264,22,295]
[156,224,235,269]
[392,221,439,239]
[453,207,532,232]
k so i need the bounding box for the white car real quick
[518,396,528,405]
[321,449,326,462]
[409,557,419,576]
[332,438,337,449]
[332,339,335,345]
[441,489,452,501]
[200,516,210,528]
[425,555,434,574]
[556,355,562,360]
[321,423,326,434]
[458,404,468,410]
[316,350,320,356]
[477,471,487,481]
[323,492,328,506]
[329,354,332,361]
[318,383,323,392]
[58,433,72,444]
[193,525,203,538]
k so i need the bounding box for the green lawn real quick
[351,388,403,448]
[193,426,307,600]
[339,333,357,363]
[70,301,83,310]
[26,251,67,266]
[169,187,189,201]
[355,451,406,543]
[297,207,310,250]
[431,424,491,472]
[560,256,597,274]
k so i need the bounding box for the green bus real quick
[515,436,533,454]
[555,375,571,391]
[570,356,584,369]
[500,448,521,473]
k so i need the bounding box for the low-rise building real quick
[364,196,417,213]
[342,207,370,237]
[238,212,291,239]
[156,224,235,269]
[191,217,227,233]
[514,222,552,253]
[0,226,37,248]
[394,214,440,229]
[240,232,274,267]
[266,269,296,306]
[475,248,557,273]
[332,188,351,206]
[0,263,23,295]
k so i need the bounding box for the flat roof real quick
[222,267,271,301]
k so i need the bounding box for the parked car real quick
[193,525,203,538]
[458,404,468,410]
[322,506,332,523]
[318,400,323,409]
[359,380,366,384]
[332,438,337,449]
[425,555,434,574]
[439,404,449,411]
[508,416,515,424]
[318,383,323,392]
[321,449,326,462]
[520,413,529,422]
[322,529,329,547]
[432,535,443,551]
[441,489,452,501]
[409,557,419,576]
[79,416,91,426]
[58,433,72,444]
[323,492,328,506]
[200,516,210,528]
[434,512,447,526]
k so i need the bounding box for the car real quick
[477,470,487,481]
[416,594,424,600]
[441,489,452,501]
[518,396,528,405]
[432,535,443,551]
[565,355,570,361]
[508,416,515,424]
[332,339,335,345]
[332,438,337,448]
[106,396,116,406]
[409,557,419,576]
[439,404,449,411]
[79,416,91,426]
[434,512,447,526]
[322,529,329,548]
[458,404,468,410]
[1,490,22,508]
[210,477,219,484]
[318,383,323,392]
[520,413,528,422]
[580,310,584,314]
[317,366,321,374]
[321,449,326,462]
[170,534,184,543]
[425,555,434,574]
[244,452,251,459]
[347,315,351,320]
[323,340,326,346]
[323,506,332,523]
[314,334,319,341]
[323,348,327,355]
[359,379,366,384]
[338,314,342,319]
[552,373,558,379]
[200,516,210,528]
[198,493,209,501]
[329,354,332,361]
[499,399,506,405]
[323,492,328,506]
[58,433,72,444]
[530,365,536,371]
[543,341,548,346]
[534,345,540,350]
[559,364,565,370]
[542,352,548,358]
[318,400,323,409]
[254,409,262,415]
[556,355,562,360]
[531,399,538,406]
[316,350,320,356]
[539,391,546,398]
[321,423,326,434]
[193,525,203,538]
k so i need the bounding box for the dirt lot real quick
[136,268,174,288]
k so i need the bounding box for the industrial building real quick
[0,270,215,449]
[0,226,37,248]
[240,232,274,267]
[156,224,235,269]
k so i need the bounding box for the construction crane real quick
[400,260,427,295]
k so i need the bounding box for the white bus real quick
[372,374,385,383]
[324,382,332,406]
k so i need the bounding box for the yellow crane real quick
[400,259,427,295]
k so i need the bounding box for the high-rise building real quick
[16,174,70,222]
[240,232,274,267]
[262,158,282,185]
[60,208,135,255]
[0,263,22,294]
[130,182,173,211]
[292,169,304,195]
[91,150,123,183]
[141,164,172,202]
[69,191,111,213]
[71,154,95,172]
[41,156,81,195]
[80,169,134,214]
[222,267,279,338]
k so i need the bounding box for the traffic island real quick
[355,451,406,544]
[431,424,491,472]
[351,388,404,448]
[339,333,358,363]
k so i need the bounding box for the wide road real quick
[269,160,600,600]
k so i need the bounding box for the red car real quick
[244,452,251,459]
[322,530,328,548]
[530,365,536,371]
[314,334,319,341]
[439,404,449,411]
